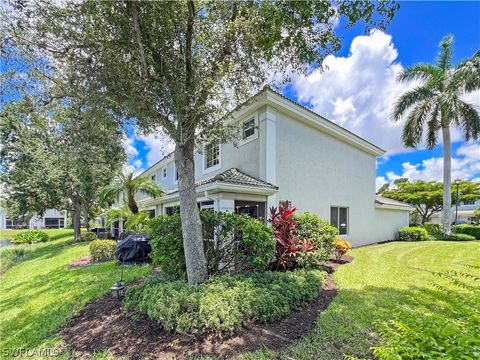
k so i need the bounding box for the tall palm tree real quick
[392,34,480,234]
[99,172,164,214]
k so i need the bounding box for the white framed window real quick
[162,167,167,179]
[173,163,179,183]
[243,118,255,139]
[239,112,259,146]
[330,206,349,235]
[151,174,156,182]
[203,141,221,173]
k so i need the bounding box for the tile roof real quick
[167,168,278,195]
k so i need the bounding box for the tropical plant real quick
[269,203,300,269]
[89,240,117,262]
[333,237,352,261]
[392,35,480,234]
[100,172,164,214]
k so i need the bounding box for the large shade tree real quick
[3,0,399,283]
[99,172,164,214]
[379,178,480,224]
[392,35,480,234]
[0,99,125,240]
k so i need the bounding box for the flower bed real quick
[124,269,327,335]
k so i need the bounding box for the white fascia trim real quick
[137,182,278,206]
[375,204,413,211]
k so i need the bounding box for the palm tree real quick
[99,172,164,214]
[392,34,480,234]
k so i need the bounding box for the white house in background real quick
[0,206,67,230]
[124,87,411,247]
[430,200,479,225]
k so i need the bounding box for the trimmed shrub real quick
[398,226,429,242]
[295,212,338,261]
[89,240,117,262]
[149,214,185,279]
[0,247,29,274]
[78,231,98,242]
[434,233,476,241]
[452,224,480,240]
[124,269,327,335]
[268,203,300,269]
[422,222,442,236]
[334,237,352,261]
[12,230,49,244]
[149,212,275,279]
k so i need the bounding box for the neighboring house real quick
[123,87,412,246]
[0,206,68,230]
[430,200,479,225]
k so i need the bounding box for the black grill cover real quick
[115,234,152,264]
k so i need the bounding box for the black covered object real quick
[115,234,152,264]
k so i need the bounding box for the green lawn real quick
[240,241,480,360]
[0,230,151,357]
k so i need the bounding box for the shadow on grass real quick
[0,240,150,350]
[282,265,479,360]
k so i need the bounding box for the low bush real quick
[422,222,442,236]
[398,226,429,242]
[12,230,49,244]
[78,231,98,242]
[124,269,326,335]
[0,247,30,274]
[149,212,275,279]
[295,212,338,262]
[89,240,117,262]
[434,233,476,241]
[452,224,480,239]
[334,237,352,261]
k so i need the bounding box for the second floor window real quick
[204,142,220,170]
[151,174,156,182]
[162,167,167,179]
[243,118,255,139]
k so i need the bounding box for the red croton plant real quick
[268,202,314,269]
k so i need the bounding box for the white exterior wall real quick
[272,106,409,247]
[29,209,67,229]
[0,207,6,230]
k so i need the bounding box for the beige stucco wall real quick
[272,106,409,247]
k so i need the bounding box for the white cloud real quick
[291,30,479,155]
[136,132,174,166]
[376,141,480,190]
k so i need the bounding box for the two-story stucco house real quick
[129,87,411,247]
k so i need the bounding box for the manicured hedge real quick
[124,269,326,335]
[12,230,49,244]
[452,225,480,240]
[89,240,117,262]
[149,212,275,279]
[434,233,476,241]
[398,226,429,242]
[78,231,98,242]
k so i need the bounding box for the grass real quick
[0,228,76,241]
[0,229,151,357]
[242,241,480,359]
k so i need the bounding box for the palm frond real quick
[392,86,435,122]
[426,104,440,149]
[133,176,165,198]
[99,178,124,206]
[455,100,480,141]
[437,34,454,71]
[401,99,435,148]
[397,63,441,83]
[104,205,131,226]
[450,51,480,93]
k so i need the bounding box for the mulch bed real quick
[59,255,353,359]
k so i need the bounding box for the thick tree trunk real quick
[82,204,90,232]
[72,197,82,241]
[175,139,208,284]
[442,125,452,234]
